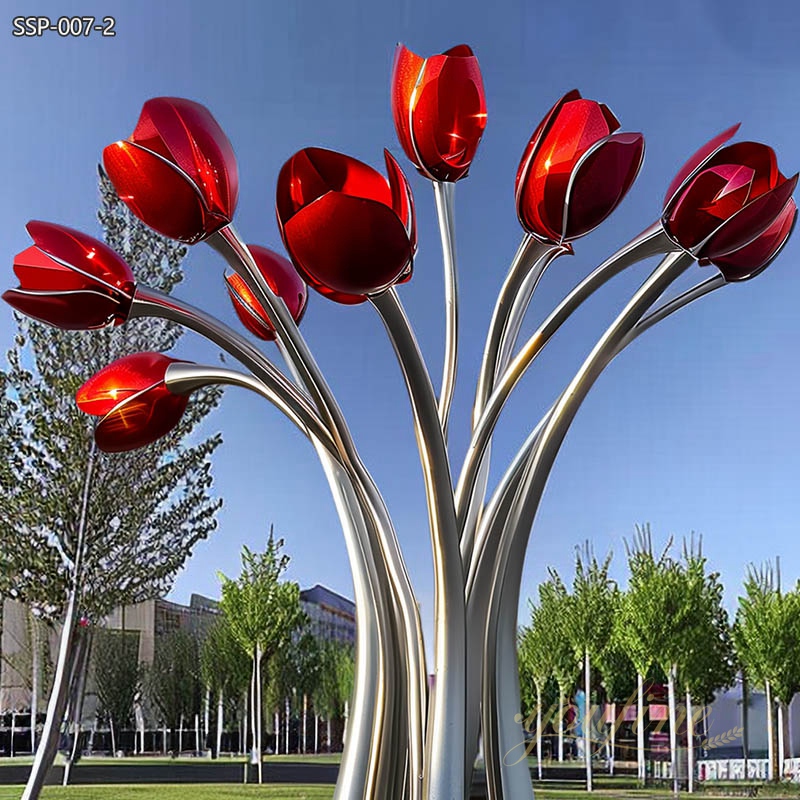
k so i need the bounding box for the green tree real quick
[1,170,223,800]
[616,524,673,784]
[677,539,735,793]
[218,532,305,781]
[292,630,322,754]
[734,563,800,782]
[536,574,578,764]
[595,588,636,777]
[518,599,554,779]
[93,628,141,756]
[200,615,250,757]
[312,640,355,753]
[560,543,615,792]
[146,627,201,756]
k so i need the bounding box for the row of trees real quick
[91,617,354,761]
[89,534,355,784]
[518,525,800,792]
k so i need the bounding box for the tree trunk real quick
[610,701,616,777]
[315,713,319,754]
[195,712,200,754]
[584,650,592,792]
[242,694,248,758]
[110,717,117,757]
[285,697,290,755]
[742,672,750,773]
[343,699,349,748]
[668,664,678,794]
[637,672,645,784]
[766,679,776,781]
[687,690,694,794]
[63,629,91,785]
[249,651,258,774]
[302,693,308,754]
[327,718,332,753]
[30,617,38,753]
[256,644,263,783]
[536,690,543,781]
[204,688,210,752]
[216,691,224,758]
[778,702,785,780]
[11,712,16,758]
[558,693,564,762]
[274,710,280,755]
[178,714,184,756]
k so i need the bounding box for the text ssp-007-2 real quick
[12,16,116,37]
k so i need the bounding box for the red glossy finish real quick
[76,351,188,453]
[103,97,238,243]
[391,43,487,182]
[708,198,796,281]
[276,147,415,302]
[515,91,644,244]
[3,221,135,329]
[225,245,308,340]
[663,124,740,209]
[664,139,798,261]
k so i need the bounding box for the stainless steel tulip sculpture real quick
[7,51,798,800]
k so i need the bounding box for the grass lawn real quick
[0,786,334,800]
[2,784,800,799]
[0,754,342,768]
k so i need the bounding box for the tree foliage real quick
[218,534,305,663]
[93,628,141,742]
[0,169,223,622]
[145,627,201,737]
[313,640,355,721]
[200,614,250,701]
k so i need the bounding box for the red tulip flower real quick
[707,197,796,282]
[225,245,308,340]
[103,97,239,244]
[3,220,135,329]
[76,352,189,453]
[663,125,797,262]
[276,147,416,303]
[391,43,487,182]
[515,90,645,245]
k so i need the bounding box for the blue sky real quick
[3,0,800,648]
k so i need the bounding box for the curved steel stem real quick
[274,338,399,800]
[472,269,727,585]
[275,340,403,800]
[461,236,567,565]
[371,288,465,800]
[208,226,427,800]
[167,361,389,799]
[474,274,726,795]
[433,180,458,442]
[130,287,337,461]
[455,222,674,553]
[482,250,695,798]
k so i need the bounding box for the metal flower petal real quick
[664,137,797,261]
[103,97,238,243]
[516,93,643,244]
[3,221,135,329]
[707,198,796,282]
[76,352,189,452]
[663,124,741,209]
[276,148,415,301]
[391,43,487,182]
[225,245,308,341]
